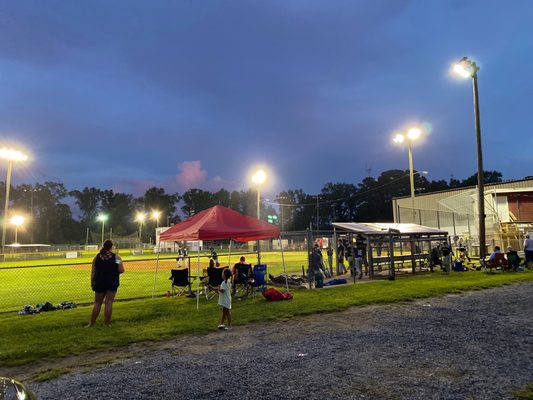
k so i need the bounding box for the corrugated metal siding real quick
[393,179,533,212]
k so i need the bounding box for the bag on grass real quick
[262,288,292,301]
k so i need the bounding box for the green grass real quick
[513,384,533,399]
[0,251,310,312]
[0,270,531,367]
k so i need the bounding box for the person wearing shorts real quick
[88,240,124,327]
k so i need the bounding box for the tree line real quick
[0,169,502,244]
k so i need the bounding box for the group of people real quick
[430,236,531,273]
[337,239,366,279]
[86,239,244,330]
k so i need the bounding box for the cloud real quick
[175,161,208,190]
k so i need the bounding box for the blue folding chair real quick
[253,264,267,292]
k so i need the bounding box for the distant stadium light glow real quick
[407,128,422,140]
[10,215,24,227]
[0,148,28,162]
[2,147,29,252]
[453,62,472,78]
[252,169,266,185]
[393,133,405,144]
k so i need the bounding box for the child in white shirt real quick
[217,268,232,330]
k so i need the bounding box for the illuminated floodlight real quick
[393,133,405,144]
[10,215,25,227]
[252,169,267,185]
[96,214,108,222]
[452,57,477,79]
[152,210,161,220]
[0,148,28,162]
[135,212,146,222]
[407,128,422,140]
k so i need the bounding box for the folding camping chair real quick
[253,264,267,292]
[200,267,225,300]
[233,263,254,297]
[169,268,196,297]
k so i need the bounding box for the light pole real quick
[10,215,24,244]
[252,169,266,265]
[96,214,107,246]
[136,212,146,244]
[453,56,486,266]
[152,210,161,228]
[393,128,422,222]
[23,185,40,244]
[0,148,28,254]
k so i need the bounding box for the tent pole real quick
[152,241,161,298]
[197,245,200,310]
[228,239,232,268]
[279,236,289,292]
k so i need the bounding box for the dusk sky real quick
[0,0,532,198]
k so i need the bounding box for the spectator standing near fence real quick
[441,242,453,273]
[326,245,333,275]
[217,268,232,330]
[87,240,124,327]
[337,240,346,275]
[524,234,533,268]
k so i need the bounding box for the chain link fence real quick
[0,233,330,313]
[397,206,532,255]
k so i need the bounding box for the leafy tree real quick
[461,170,503,187]
[137,187,180,227]
[70,187,104,224]
[100,190,135,236]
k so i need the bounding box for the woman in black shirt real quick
[87,240,124,327]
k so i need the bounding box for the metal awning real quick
[332,222,448,236]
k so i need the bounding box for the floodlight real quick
[393,133,405,144]
[252,170,266,185]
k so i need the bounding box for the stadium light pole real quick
[252,169,266,265]
[152,210,161,228]
[96,214,108,246]
[0,148,28,254]
[136,212,146,244]
[453,56,486,267]
[393,128,422,222]
[10,215,24,244]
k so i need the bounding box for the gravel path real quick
[30,283,533,399]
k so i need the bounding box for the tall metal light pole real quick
[315,195,320,233]
[136,212,146,245]
[10,215,24,244]
[252,169,266,265]
[97,214,108,246]
[393,128,422,222]
[0,148,28,254]
[152,210,161,228]
[453,57,486,266]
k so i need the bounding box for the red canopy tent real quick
[160,205,280,242]
[154,206,286,307]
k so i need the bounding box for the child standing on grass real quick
[217,268,232,330]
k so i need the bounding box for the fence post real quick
[437,210,440,229]
[452,213,456,236]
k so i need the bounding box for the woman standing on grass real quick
[87,240,124,327]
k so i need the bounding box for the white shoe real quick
[217,324,225,330]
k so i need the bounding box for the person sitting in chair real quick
[505,246,521,271]
[486,246,507,271]
[232,256,253,294]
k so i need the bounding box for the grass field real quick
[0,270,531,368]
[0,251,310,313]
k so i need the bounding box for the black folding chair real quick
[201,267,225,300]
[169,268,196,297]
[233,263,254,297]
